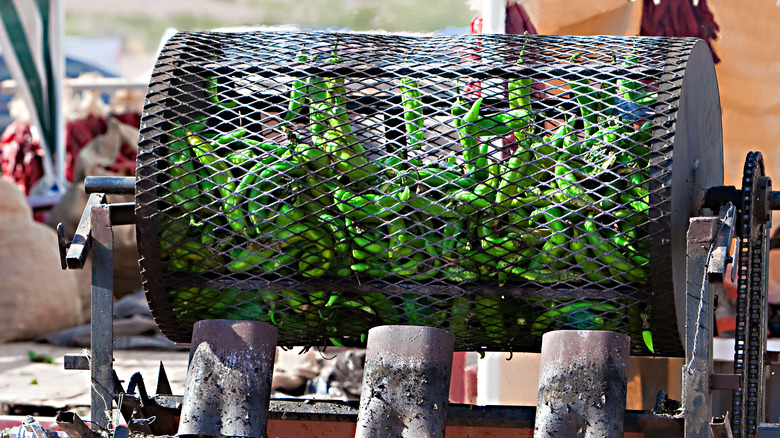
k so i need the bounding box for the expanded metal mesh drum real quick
[136,32,723,356]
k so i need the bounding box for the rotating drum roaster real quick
[136,33,720,356]
[58,32,779,437]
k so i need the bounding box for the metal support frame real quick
[56,175,780,438]
[58,176,135,436]
[683,206,735,438]
[58,192,116,432]
[90,202,115,433]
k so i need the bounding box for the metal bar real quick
[63,354,90,370]
[90,204,114,433]
[712,373,742,391]
[639,414,685,438]
[108,203,135,226]
[215,63,665,82]
[118,395,682,432]
[533,330,630,438]
[84,176,135,195]
[758,423,780,438]
[65,193,105,269]
[178,320,278,438]
[769,191,780,212]
[1,77,148,94]
[172,276,650,302]
[55,412,98,438]
[704,186,739,210]
[712,413,735,438]
[355,325,455,438]
[684,216,720,438]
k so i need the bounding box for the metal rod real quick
[770,191,780,211]
[178,320,278,438]
[533,330,630,438]
[1,77,148,94]
[355,325,455,438]
[90,204,115,433]
[84,176,135,195]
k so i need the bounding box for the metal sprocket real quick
[732,151,770,438]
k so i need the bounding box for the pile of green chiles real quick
[158,60,656,351]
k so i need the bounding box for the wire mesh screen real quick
[136,31,702,356]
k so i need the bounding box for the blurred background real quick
[63,0,476,79]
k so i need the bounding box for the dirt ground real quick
[0,342,190,415]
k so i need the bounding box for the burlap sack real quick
[0,179,87,342]
[74,116,138,181]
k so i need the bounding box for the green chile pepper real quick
[400,78,425,149]
[186,132,248,234]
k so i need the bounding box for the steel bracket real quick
[57,177,136,435]
[683,204,735,438]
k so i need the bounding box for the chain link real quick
[732,151,767,438]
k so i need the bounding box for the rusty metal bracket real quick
[115,368,180,436]
[59,195,134,272]
[711,412,734,438]
[707,204,736,283]
[711,373,742,391]
[56,412,100,438]
[90,203,115,433]
[63,192,106,270]
[684,213,730,438]
[56,223,69,270]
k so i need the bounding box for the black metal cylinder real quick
[355,325,454,438]
[178,319,278,438]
